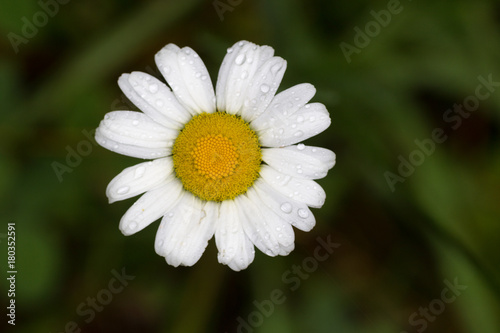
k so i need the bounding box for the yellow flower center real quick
[172,112,261,202]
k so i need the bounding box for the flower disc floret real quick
[172,112,262,201]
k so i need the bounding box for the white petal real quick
[259,165,326,208]
[118,72,191,129]
[155,44,215,114]
[236,191,295,257]
[96,126,168,159]
[252,179,316,232]
[155,194,217,267]
[215,200,255,271]
[96,110,177,150]
[106,158,173,203]
[216,40,275,115]
[251,83,316,131]
[240,56,287,122]
[119,178,183,236]
[262,145,335,179]
[258,102,331,147]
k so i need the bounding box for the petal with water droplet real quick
[215,200,255,271]
[95,111,176,159]
[262,145,335,179]
[118,73,191,129]
[119,178,183,236]
[155,44,215,114]
[259,165,326,208]
[96,111,178,150]
[251,83,316,131]
[106,157,173,203]
[216,40,275,115]
[240,56,287,122]
[257,103,331,147]
[155,194,217,267]
[237,189,295,256]
[252,179,316,232]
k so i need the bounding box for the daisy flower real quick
[95,40,335,271]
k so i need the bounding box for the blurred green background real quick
[1,0,500,332]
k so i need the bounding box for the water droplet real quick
[132,120,139,126]
[155,99,164,107]
[129,221,137,230]
[247,57,253,63]
[309,116,316,122]
[227,47,233,53]
[117,186,130,194]
[280,203,292,213]
[134,166,145,178]
[235,54,246,65]
[201,75,207,81]
[298,209,309,218]
[271,63,282,74]
[297,116,304,123]
[297,143,305,150]
[260,84,270,93]
[241,71,248,79]
[294,131,303,137]
[278,128,284,135]
[163,66,171,74]
[195,72,201,78]
[184,49,191,55]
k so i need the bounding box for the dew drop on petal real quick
[128,221,138,230]
[298,209,309,218]
[134,166,146,179]
[117,186,130,195]
[241,71,248,79]
[297,143,305,150]
[271,63,282,74]
[235,54,246,65]
[155,99,164,107]
[280,202,292,214]
[201,75,207,81]
[260,84,270,93]
[294,130,304,137]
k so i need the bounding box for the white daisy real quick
[96,40,335,271]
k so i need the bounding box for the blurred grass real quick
[1,0,500,332]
